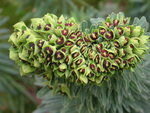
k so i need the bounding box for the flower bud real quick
[123,18,130,24]
[131,26,142,37]
[58,63,67,73]
[118,36,128,46]
[124,26,131,36]
[31,18,46,30]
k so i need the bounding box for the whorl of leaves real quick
[33,63,150,113]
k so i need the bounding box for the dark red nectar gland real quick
[45,47,53,56]
[44,24,51,31]
[114,41,120,48]
[99,28,106,35]
[117,27,123,35]
[56,37,64,45]
[62,29,68,36]
[72,52,80,58]
[113,20,119,26]
[66,41,74,46]
[55,51,65,60]
[105,31,114,40]
[101,50,109,57]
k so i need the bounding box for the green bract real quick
[9,13,149,90]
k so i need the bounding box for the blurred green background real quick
[0,0,150,113]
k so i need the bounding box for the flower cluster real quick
[9,13,149,85]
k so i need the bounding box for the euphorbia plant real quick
[9,13,150,113]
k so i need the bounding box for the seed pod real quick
[131,26,142,37]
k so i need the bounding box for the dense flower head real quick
[9,13,149,86]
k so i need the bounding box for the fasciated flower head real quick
[9,12,149,89]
